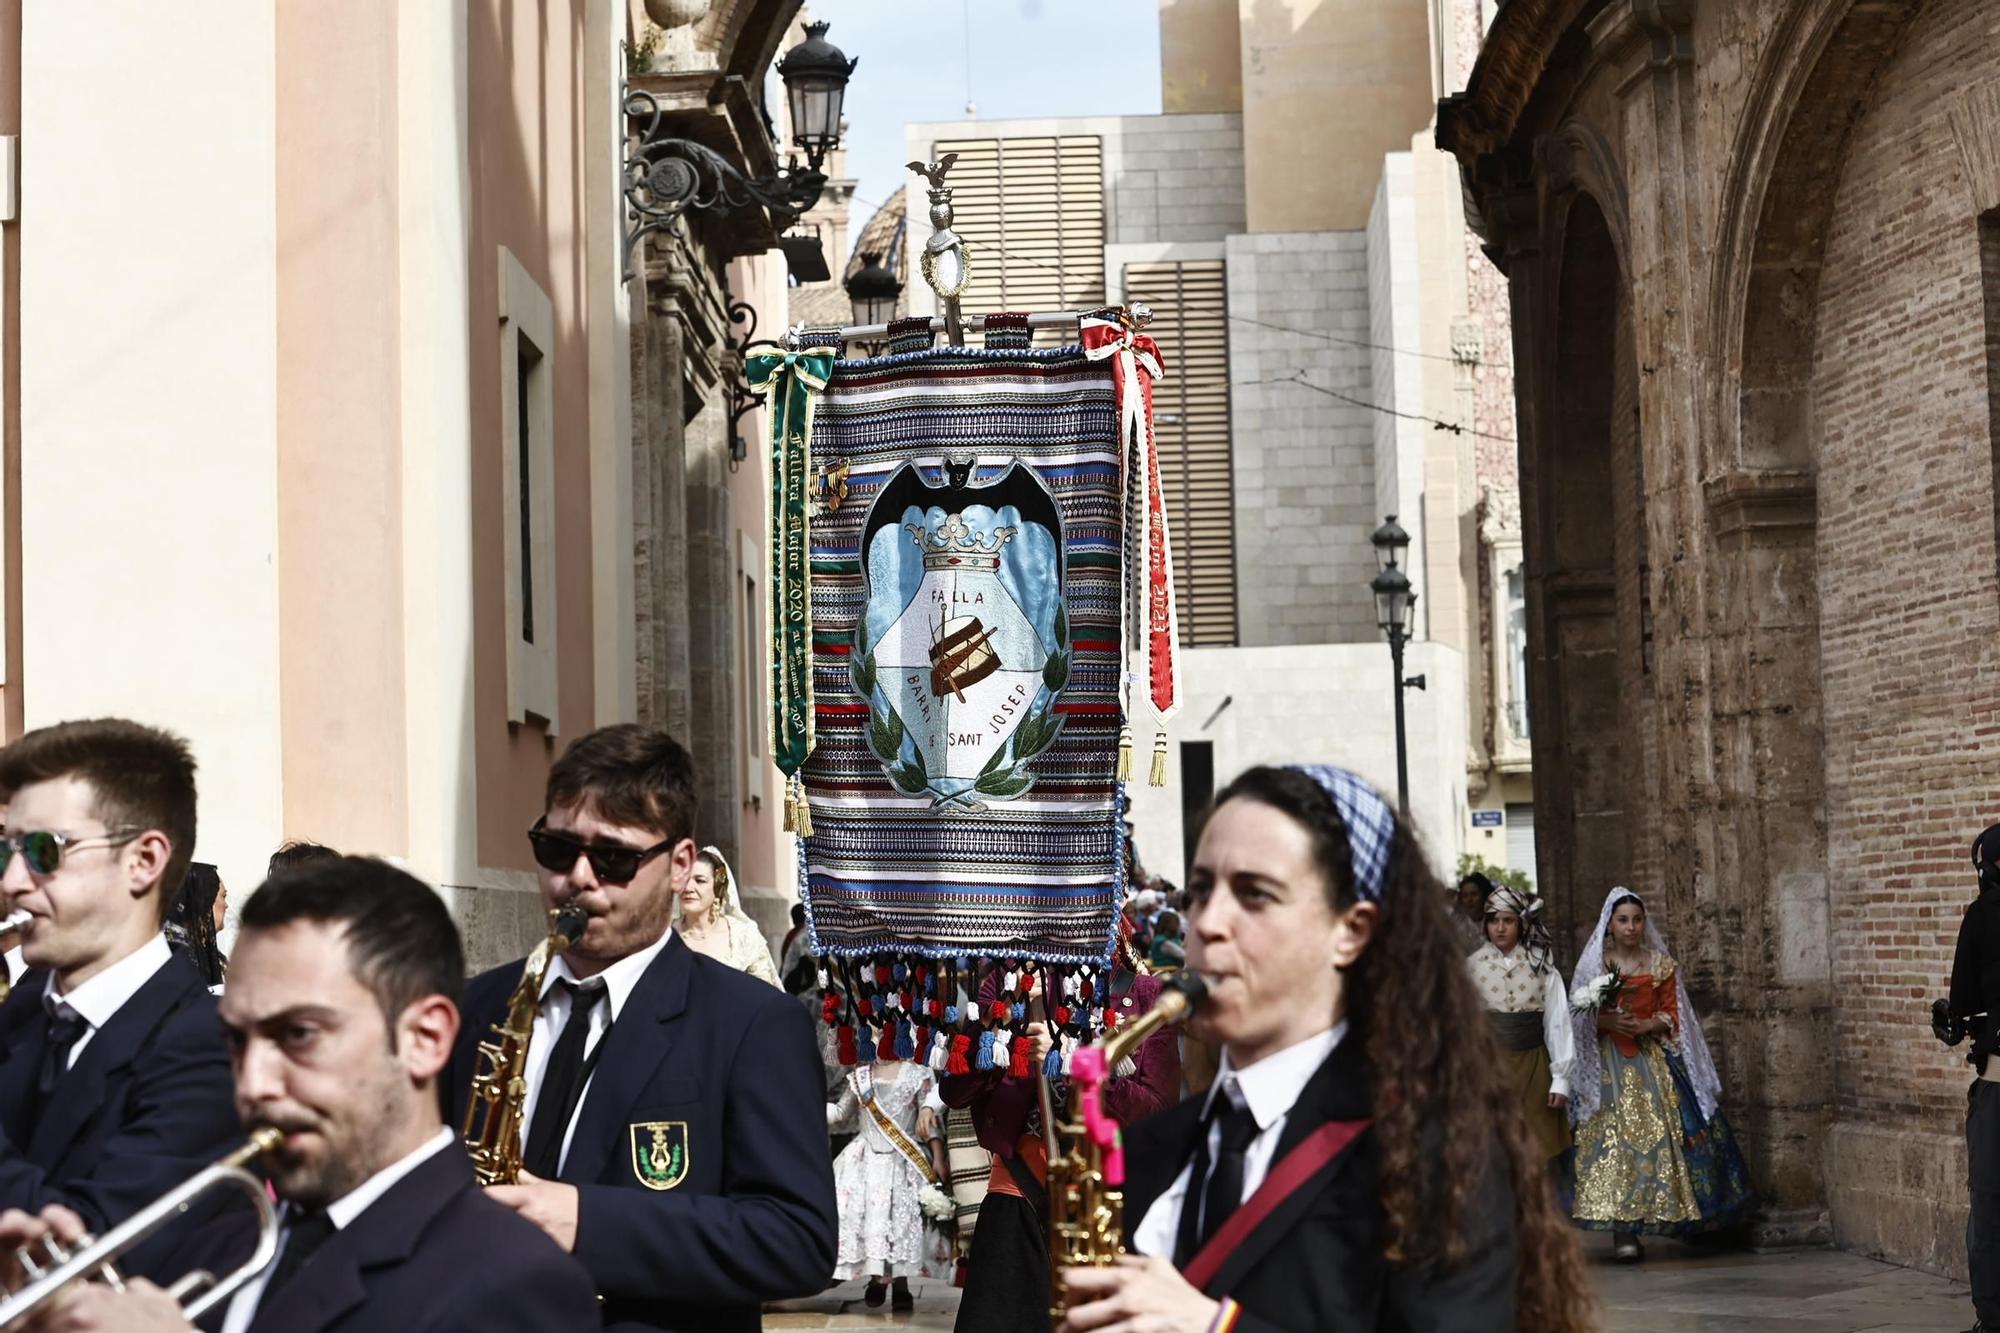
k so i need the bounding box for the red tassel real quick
[947,1034,973,1075]
[915,1024,931,1053]
[1021,972,1036,996]
[877,1024,897,1061]
[821,994,840,1026]
[989,1000,1009,1021]
[856,997,874,1019]
[1054,1005,1072,1026]
[1081,979,1095,1001]
[929,999,944,1018]
[837,1025,859,1066]
[1008,1032,1033,1078]
[875,964,892,985]
[899,991,913,1011]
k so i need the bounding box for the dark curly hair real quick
[1206,767,1592,1332]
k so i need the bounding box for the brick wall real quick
[1812,0,2000,1137]
[1445,0,2000,1275]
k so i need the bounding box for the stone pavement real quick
[762,1238,1977,1330]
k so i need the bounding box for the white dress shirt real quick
[220,1127,455,1333]
[42,933,172,1068]
[1131,1022,1346,1260]
[1465,942,1576,1096]
[518,927,674,1172]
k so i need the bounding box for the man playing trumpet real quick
[0,720,239,1281]
[2,856,599,1331]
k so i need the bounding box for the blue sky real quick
[804,0,1164,234]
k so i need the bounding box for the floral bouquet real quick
[919,1182,957,1224]
[1570,963,1626,1014]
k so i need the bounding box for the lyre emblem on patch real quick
[816,460,851,514]
[629,1121,689,1191]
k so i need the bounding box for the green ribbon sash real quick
[746,351,835,788]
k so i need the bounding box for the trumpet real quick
[0,1127,283,1328]
[1045,970,1208,1321]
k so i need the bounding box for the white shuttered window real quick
[1123,258,1236,646]
[931,135,1106,345]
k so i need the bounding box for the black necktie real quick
[523,980,607,1178]
[1173,1087,1261,1266]
[36,998,89,1097]
[262,1207,335,1301]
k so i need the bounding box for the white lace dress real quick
[827,1063,952,1280]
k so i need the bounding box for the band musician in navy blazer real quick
[10,856,600,1333]
[1117,1034,1515,1332]
[451,918,837,1332]
[0,720,240,1281]
[448,724,836,1333]
[0,949,238,1274]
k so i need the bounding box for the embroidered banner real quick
[798,343,1127,971]
[746,350,836,794]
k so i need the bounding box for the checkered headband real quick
[1285,765,1397,902]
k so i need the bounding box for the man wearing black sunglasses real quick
[0,718,240,1279]
[447,723,836,1332]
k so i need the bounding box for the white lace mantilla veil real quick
[690,846,774,970]
[1566,885,1723,1127]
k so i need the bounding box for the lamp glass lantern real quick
[1369,515,1415,637]
[776,21,857,172]
[846,251,902,327]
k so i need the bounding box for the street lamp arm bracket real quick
[622,88,827,278]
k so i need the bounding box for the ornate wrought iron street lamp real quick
[622,20,857,277]
[845,251,902,328]
[1370,515,1427,813]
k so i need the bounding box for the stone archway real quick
[1701,0,1928,1241]
[1528,189,1653,957]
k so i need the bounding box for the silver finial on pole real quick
[907,154,970,346]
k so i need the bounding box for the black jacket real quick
[1950,891,2000,1071]
[448,932,837,1333]
[229,1140,599,1332]
[1120,1036,1516,1333]
[0,948,240,1278]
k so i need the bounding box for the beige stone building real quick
[899,0,1530,885]
[1440,0,2000,1271]
[0,0,820,964]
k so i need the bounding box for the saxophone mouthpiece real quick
[551,904,591,946]
[1163,970,1210,1019]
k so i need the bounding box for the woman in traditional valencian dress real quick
[677,846,780,985]
[1567,887,1754,1260]
[1467,883,1573,1166]
[825,1057,955,1310]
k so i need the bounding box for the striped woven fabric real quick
[799,344,1125,973]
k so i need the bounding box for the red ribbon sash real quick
[1179,1117,1371,1292]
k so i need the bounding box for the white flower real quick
[919,1182,956,1222]
[1572,971,1623,1013]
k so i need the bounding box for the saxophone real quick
[1046,969,1208,1321]
[461,903,591,1186]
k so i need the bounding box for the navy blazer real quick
[225,1140,600,1333]
[0,948,241,1278]
[1119,1036,1517,1333]
[448,932,838,1333]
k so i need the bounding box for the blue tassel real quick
[975,1030,997,1070]
[896,1019,916,1060]
[893,962,908,983]
[945,1004,960,1025]
[1011,1002,1026,1022]
[1044,1045,1065,1080]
